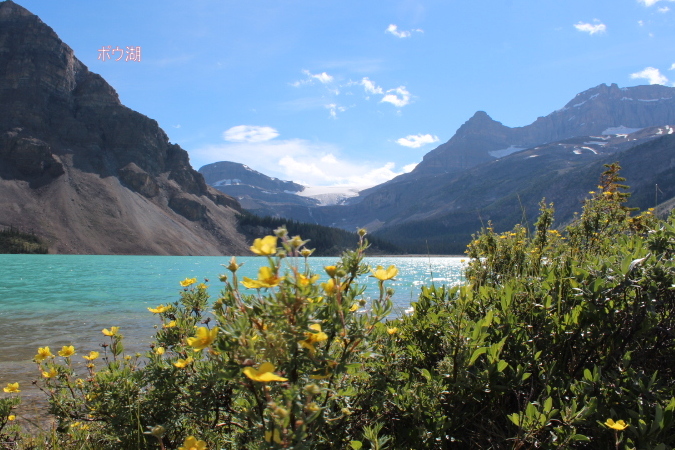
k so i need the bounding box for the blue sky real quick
[16,0,675,187]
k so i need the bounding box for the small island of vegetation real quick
[0,226,48,254]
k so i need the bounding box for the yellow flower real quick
[250,235,277,256]
[178,436,208,450]
[264,429,283,444]
[155,347,165,355]
[588,191,596,194]
[349,303,360,312]
[321,278,340,295]
[3,383,20,393]
[83,351,99,361]
[148,304,170,313]
[58,345,76,357]
[35,346,54,362]
[187,327,219,351]
[180,277,197,287]
[371,265,398,281]
[174,357,194,368]
[297,274,320,286]
[324,265,337,277]
[7,415,15,421]
[605,419,629,431]
[102,327,119,336]
[163,320,177,328]
[242,362,288,382]
[42,367,58,378]
[298,324,328,354]
[241,266,283,289]
[197,283,207,290]
[387,327,398,335]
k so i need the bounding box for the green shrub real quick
[7,164,675,449]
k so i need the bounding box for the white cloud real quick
[385,24,423,38]
[630,66,669,85]
[670,63,675,70]
[402,163,418,173]
[396,134,439,148]
[321,154,338,163]
[638,20,645,26]
[381,86,411,107]
[638,0,675,6]
[360,77,384,95]
[574,20,607,35]
[292,70,335,87]
[658,6,671,12]
[191,139,409,187]
[325,103,346,119]
[222,125,279,143]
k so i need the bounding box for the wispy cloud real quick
[381,86,411,107]
[396,134,439,148]
[630,66,669,85]
[574,20,607,35]
[385,24,423,38]
[658,6,671,12]
[638,0,675,6]
[291,70,335,87]
[325,103,347,119]
[191,139,409,187]
[223,125,279,143]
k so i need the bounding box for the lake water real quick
[0,255,464,393]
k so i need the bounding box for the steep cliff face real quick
[0,1,248,255]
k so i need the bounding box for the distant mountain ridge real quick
[0,1,249,254]
[406,83,675,179]
[197,83,675,253]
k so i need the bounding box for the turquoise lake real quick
[0,255,464,390]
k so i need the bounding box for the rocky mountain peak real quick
[0,0,32,17]
[0,2,248,254]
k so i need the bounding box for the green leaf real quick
[497,360,508,373]
[350,441,363,450]
[544,397,553,414]
[569,434,590,442]
[469,347,487,366]
[583,368,593,382]
[420,368,432,382]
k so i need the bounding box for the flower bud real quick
[303,383,321,395]
[147,425,166,438]
[226,257,241,273]
[274,226,288,238]
[357,228,367,237]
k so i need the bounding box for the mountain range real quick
[201,83,675,253]
[2,0,675,255]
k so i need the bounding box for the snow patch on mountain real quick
[297,185,368,206]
